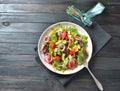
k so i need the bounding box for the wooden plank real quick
[0,0,120,5]
[0,0,79,4]
[0,79,119,91]
[0,4,68,13]
[0,43,36,55]
[0,76,119,91]
[0,23,120,37]
[68,79,120,91]
[0,4,119,14]
[0,23,51,33]
[0,13,120,24]
[0,32,41,43]
[0,78,58,91]
[0,13,69,23]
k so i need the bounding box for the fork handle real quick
[86,66,104,91]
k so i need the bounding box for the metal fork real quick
[84,61,103,91]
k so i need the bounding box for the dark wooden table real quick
[0,0,120,91]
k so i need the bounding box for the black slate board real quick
[35,20,112,86]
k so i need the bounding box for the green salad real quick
[42,24,88,72]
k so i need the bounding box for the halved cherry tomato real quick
[53,56,61,60]
[70,47,76,55]
[49,41,55,49]
[62,30,68,40]
[68,60,75,68]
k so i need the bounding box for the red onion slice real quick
[44,36,50,42]
[78,39,83,46]
[44,53,52,63]
[42,44,48,54]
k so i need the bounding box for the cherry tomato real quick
[49,41,55,49]
[68,60,75,68]
[53,56,61,60]
[62,30,68,40]
[70,47,76,55]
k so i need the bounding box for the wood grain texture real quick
[0,0,119,91]
[0,23,119,35]
[0,43,36,54]
[0,13,120,25]
[0,0,120,5]
[0,4,120,14]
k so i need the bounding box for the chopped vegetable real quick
[62,30,68,40]
[44,36,50,42]
[42,24,88,72]
[50,33,57,42]
[44,53,52,63]
[49,41,55,49]
[53,56,61,61]
[68,59,75,68]
[70,47,77,55]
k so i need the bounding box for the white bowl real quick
[38,22,93,75]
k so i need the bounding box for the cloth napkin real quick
[34,20,111,86]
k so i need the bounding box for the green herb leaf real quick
[52,61,61,71]
[50,33,57,42]
[68,26,78,35]
[48,47,53,55]
[63,58,69,65]
[77,56,83,65]
[82,35,88,43]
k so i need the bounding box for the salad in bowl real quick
[38,22,92,75]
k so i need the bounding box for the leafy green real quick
[69,42,75,48]
[48,47,53,55]
[82,35,88,43]
[50,33,57,42]
[53,52,57,56]
[52,61,61,70]
[56,49,61,56]
[77,56,83,65]
[68,26,78,35]
[63,58,69,65]
[77,49,84,65]
[52,61,65,72]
